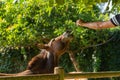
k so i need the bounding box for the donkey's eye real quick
[66,30,72,33]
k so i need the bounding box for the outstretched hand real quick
[76,19,84,26]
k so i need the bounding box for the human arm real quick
[76,14,120,30]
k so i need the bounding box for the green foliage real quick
[0,47,26,73]
[0,47,39,73]
[0,0,106,62]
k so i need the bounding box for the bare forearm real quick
[76,14,120,30]
[77,20,116,30]
[81,20,116,30]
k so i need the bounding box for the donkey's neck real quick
[45,51,58,72]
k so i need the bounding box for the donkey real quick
[0,31,73,76]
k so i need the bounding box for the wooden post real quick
[54,67,64,80]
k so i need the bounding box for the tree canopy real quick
[0,0,120,48]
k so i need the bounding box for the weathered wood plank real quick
[0,74,59,80]
[65,71,120,79]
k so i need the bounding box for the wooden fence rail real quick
[0,74,59,80]
[65,71,120,79]
[0,67,120,80]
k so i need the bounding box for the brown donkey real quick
[0,31,73,76]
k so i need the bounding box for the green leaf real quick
[73,0,79,3]
[49,0,55,6]
[55,0,64,5]
[112,0,120,5]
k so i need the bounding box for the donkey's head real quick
[47,30,73,56]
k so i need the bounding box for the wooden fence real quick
[0,67,120,80]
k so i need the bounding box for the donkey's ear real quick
[36,44,50,50]
[48,38,55,46]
